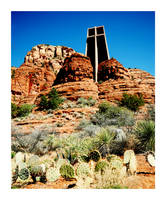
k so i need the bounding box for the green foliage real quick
[38,88,63,110]
[38,95,48,110]
[29,165,44,182]
[98,101,111,113]
[135,120,155,151]
[60,164,75,180]
[11,103,18,118]
[18,168,29,180]
[89,150,101,162]
[17,104,34,117]
[147,105,155,121]
[11,103,34,118]
[92,104,135,127]
[77,97,96,107]
[11,151,16,159]
[95,160,109,173]
[119,93,145,111]
[11,69,15,79]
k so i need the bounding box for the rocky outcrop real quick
[98,66,155,104]
[98,58,130,81]
[35,79,98,105]
[11,45,76,105]
[11,44,155,106]
[54,53,93,84]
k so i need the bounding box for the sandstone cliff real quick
[11,45,155,106]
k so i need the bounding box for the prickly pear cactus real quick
[46,167,60,182]
[29,165,44,177]
[76,162,91,177]
[95,160,109,174]
[123,150,134,164]
[80,154,90,163]
[123,150,137,175]
[15,152,25,165]
[60,164,75,180]
[145,151,155,167]
[18,168,29,180]
[18,162,27,171]
[56,158,69,169]
[89,150,101,162]
[12,166,19,184]
[109,155,123,170]
[27,155,40,167]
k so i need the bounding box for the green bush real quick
[77,97,96,107]
[38,88,63,111]
[17,104,34,117]
[91,104,135,127]
[147,105,155,121]
[135,120,155,151]
[11,103,34,118]
[98,101,111,113]
[11,103,18,118]
[119,93,144,111]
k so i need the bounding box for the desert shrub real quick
[91,105,135,127]
[77,97,96,107]
[11,103,18,118]
[11,103,34,118]
[135,120,155,151]
[17,104,34,117]
[38,88,63,111]
[11,125,54,154]
[76,119,92,130]
[119,93,145,111]
[38,95,48,110]
[147,104,155,121]
[98,101,111,113]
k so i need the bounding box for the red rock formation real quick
[98,58,130,81]
[98,67,155,104]
[11,45,76,105]
[54,53,93,84]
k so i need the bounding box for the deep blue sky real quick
[11,11,155,75]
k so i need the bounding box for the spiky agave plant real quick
[135,120,155,151]
[95,128,116,157]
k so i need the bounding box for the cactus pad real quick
[27,155,40,167]
[18,168,29,180]
[46,167,60,182]
[76,163,91,177]
[60,164,75,180]
[95,160,109,173]
[89,150,101,162]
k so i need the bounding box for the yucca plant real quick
[95,128,116,157]
[135,120,155,151]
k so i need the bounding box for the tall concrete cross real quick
[85,26,110,82]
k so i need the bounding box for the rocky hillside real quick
[11,45,155,105]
